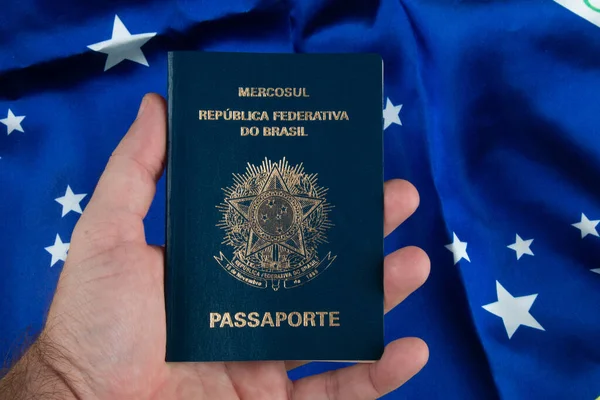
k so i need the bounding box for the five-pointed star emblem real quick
[44,234,70,267]
[227,167,322,257]
[507,234,534,260]
[445,232,470,265]
[87,15,156,71]
[1,109,25,135]
[592,268,600,275]
[572,213,599,238]
[383,97,403,129]
[55,185,87,217]
[482,281,544,339]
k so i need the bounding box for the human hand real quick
[0,93,430,400]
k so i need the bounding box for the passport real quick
[165,51,384,362]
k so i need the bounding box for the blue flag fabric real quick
[1,1,599,398]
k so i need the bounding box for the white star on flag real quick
[88,15,156,71]
[482,281,544,339]
[44,234,70,267]
[55,185,87,217]
[572,213,599,238]
[1,109,25,135]
[445,232,470,265]
[592,268,600,275]
[383,98,402,129]
[507,234,534,260]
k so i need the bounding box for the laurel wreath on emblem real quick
[214,158,336,290]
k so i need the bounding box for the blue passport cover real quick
[166,51,383,362]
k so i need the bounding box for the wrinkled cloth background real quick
[1,0,600,398]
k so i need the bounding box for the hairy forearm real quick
[0,337,80,400]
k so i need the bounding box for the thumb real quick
[68,93,167,264]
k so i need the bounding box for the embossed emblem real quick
[215,158,335,290]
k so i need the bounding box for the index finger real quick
[384,179,420,237]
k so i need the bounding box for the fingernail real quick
[137,95,148,118]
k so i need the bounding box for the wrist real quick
[0,334,84,400]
